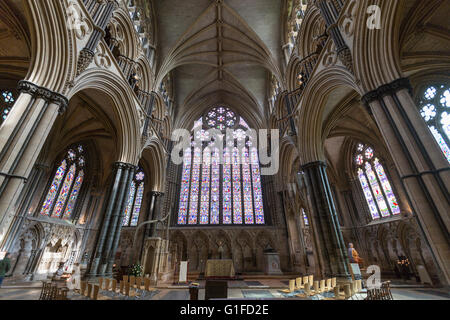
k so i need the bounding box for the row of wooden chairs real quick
[39,282,69,300]
[365,281,394,300]
[280,276,365,300]
[281,276,338,295]
[78,276,155,300]
[79,282,101,300]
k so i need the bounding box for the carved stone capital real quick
[17,80,69,114]
[361,78,413,106]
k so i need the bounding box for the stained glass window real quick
[355,143,400,220]
[39,145,86,220]
[0,90,17,125]
[301,208,309,226]
[177,106,266,225]
[418,84,450,163]
[122,169,146,227]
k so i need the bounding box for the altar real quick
[204,260,235,278]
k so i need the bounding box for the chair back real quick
[87,283,93,298]
[129,276,136,287]
[304,282,311,295]
[125,282,131,296]
[93,285,100,300]
[105,278,111,291]
[308,275,314,285]
[333,285,340,298]
[119,281,124,294]
[98,278,103,290]
[111,279,117,292]
[296,277,302,289]
[136,277,142,289]
[331,277,337,288]
[313,281,319,293]
[289,279,296,292]
[123,275,129,283]
[144,277,151,291]
[344,284,352,299]
[80,281,87,296]
[326,279,332,290]
[302,276,309,285]
[320,280,326,292]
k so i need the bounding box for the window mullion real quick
[363,165,382,219]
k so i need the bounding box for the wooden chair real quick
[344,284,352,300]
[93,285,100,300]
[119,281,124,294]
[333,285,344,300]
[39,282,52,300]
[280,279,296,294]
[325,279,333,292]
[87,283,93,298]
[295,277,302,290]
[123,275,129,284]
[308,275,314,286]
[136,277,142,289]
[144,277,151,291]
[302,276,309,286]
[104,278,111,291]
[355,280,362,293]
[129,276,136,287]
[98,278,104,290]
[319,280,326,293]
[125,282,131,297]
[80,281,87,296]
[56,288,69,300]
[313,281,320,294]
[111,279,117,293]
[331,277,337,289]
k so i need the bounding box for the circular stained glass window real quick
[205,106,237,131]
[355,154,364,165]
[365,148,374,159]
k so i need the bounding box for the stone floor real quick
[0,278,448,300]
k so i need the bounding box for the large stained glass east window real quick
[39,145,86,220]
[355,143,400,220]
[418,84,450,163]
[122,170,145,227]
[177,106,266,226]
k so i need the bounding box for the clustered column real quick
[0,81,68,245]
[301,161,351,280]
[362,78,450,286]
[88,162,136,277]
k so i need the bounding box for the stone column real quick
[0,81,68,245]
[88,162,136,277]
[362,78,450,286]
[148,192,163,237]
[301,161,351,280]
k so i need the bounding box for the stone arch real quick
[352,0,403,92]
[68,68,142,165]
[296,66,360,164]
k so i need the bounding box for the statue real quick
[348,243,364,266]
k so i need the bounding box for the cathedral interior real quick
[0,0,449,301]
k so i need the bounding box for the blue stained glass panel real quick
[122,182,136,226]
[52,164,76,218]
[130,183,144,226]
[40,160,67,216]
[63,170,84,220]
[358,168,380,220]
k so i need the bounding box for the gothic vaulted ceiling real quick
[151,0,283,128]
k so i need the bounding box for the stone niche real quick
[141,237,172,285]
